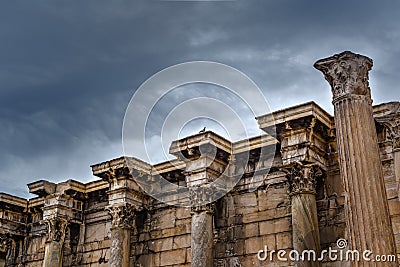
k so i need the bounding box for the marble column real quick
[42,217,68,267]
[287,163,322,267]
[107,204,138,267]
[190,202,215,267]
[315,51,397,265]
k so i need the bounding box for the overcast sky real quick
[1,1,399,198]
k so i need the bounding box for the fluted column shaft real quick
[315,51,397,266]
[190,205,214,267]
[110,227,130,267]
[288,163,322,267]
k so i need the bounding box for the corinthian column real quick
[314,51,397,265]
[107,204,139,267]
[286,162,322,267]
[42,217,68,267]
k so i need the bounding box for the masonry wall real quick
[1,102,399,267]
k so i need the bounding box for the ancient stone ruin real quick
[1,51,399,266]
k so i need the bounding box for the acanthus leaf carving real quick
[0,233,12,254]
[377,116,400,150]
[314,51,373,101]
[284,162,323,195]
[107,204,142,229]
[0,233,16,265]
[189,186,216,214]
[41,217,69,243]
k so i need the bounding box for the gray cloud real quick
[1,0,399,197]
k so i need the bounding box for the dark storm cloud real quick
[1,0,399,197]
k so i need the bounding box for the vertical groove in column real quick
[356,101,378,249]
[338,99,365,250]
[365,100,395,254]
[354,100,376,249]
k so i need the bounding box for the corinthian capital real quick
[314,51,373,101]
[285,162,322,195]
[42,217,69,242]
[189,185,216,214]
[107,204,141,229]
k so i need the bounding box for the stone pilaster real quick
[286,162,322,267]
[42,217,68,267]
[107,204,140,267]
[315,51,397,265]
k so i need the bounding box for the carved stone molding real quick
[42,217,69,243]
[377,116,400,150]
[314,51,373,102]
[107,204,142,229]
[102,168,117,184]
[191,203,215,214]
[189,186,216,214]
[285,163,322,196]
[0,233,12,254]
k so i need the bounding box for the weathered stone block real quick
[173,234,190,249]
[388,199,400,216]
[260,217,291,235]
[176,207,191,219]
[243,222,259,238]
[244,236,262,254]
[275,231,292,249]
[262,234,277,251]
[160,249,186,266]
[149,237,174,252]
